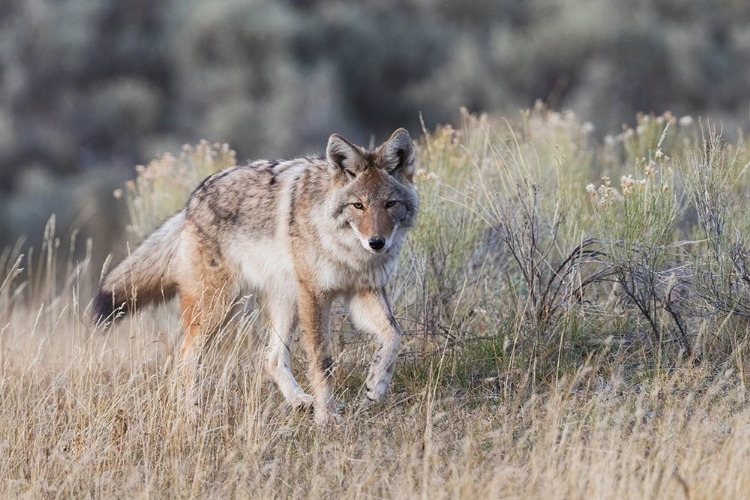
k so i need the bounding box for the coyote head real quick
[328,128,419,254]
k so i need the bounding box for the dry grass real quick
[2,106,750,498]
[2,311,748,498]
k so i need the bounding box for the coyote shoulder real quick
[94,129,419,424]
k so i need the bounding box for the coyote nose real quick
[368,237,386,251]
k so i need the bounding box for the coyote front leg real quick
[298,287,339,425]
[265,292,314,409]
[349,288,402,403]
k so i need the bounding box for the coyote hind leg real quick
[178,278,236,421]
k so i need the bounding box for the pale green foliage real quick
[588,148,684,354]
[680,127,750,324]
[394,120,487,345]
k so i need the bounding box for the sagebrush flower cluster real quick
[586,175,618,207]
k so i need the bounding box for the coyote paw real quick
[314,408,343,427]
[365,381,389,403]
[288,393,315,410]
[353,395,375,417]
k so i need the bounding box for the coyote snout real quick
[95,128,419,426]
[368,237,386,251]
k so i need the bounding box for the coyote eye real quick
[385,200,397,208]
[345,169,357,178]
[352,202,365,210]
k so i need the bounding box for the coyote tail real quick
[93,210,185,324]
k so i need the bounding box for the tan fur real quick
[94,129,419,425]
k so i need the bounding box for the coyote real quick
[94,129,419,424]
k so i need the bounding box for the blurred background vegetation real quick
[2,0,750,261]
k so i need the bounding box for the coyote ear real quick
[381,128,415,182]
[327,133,362,183]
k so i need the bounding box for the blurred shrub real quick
[5,0,750,254]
